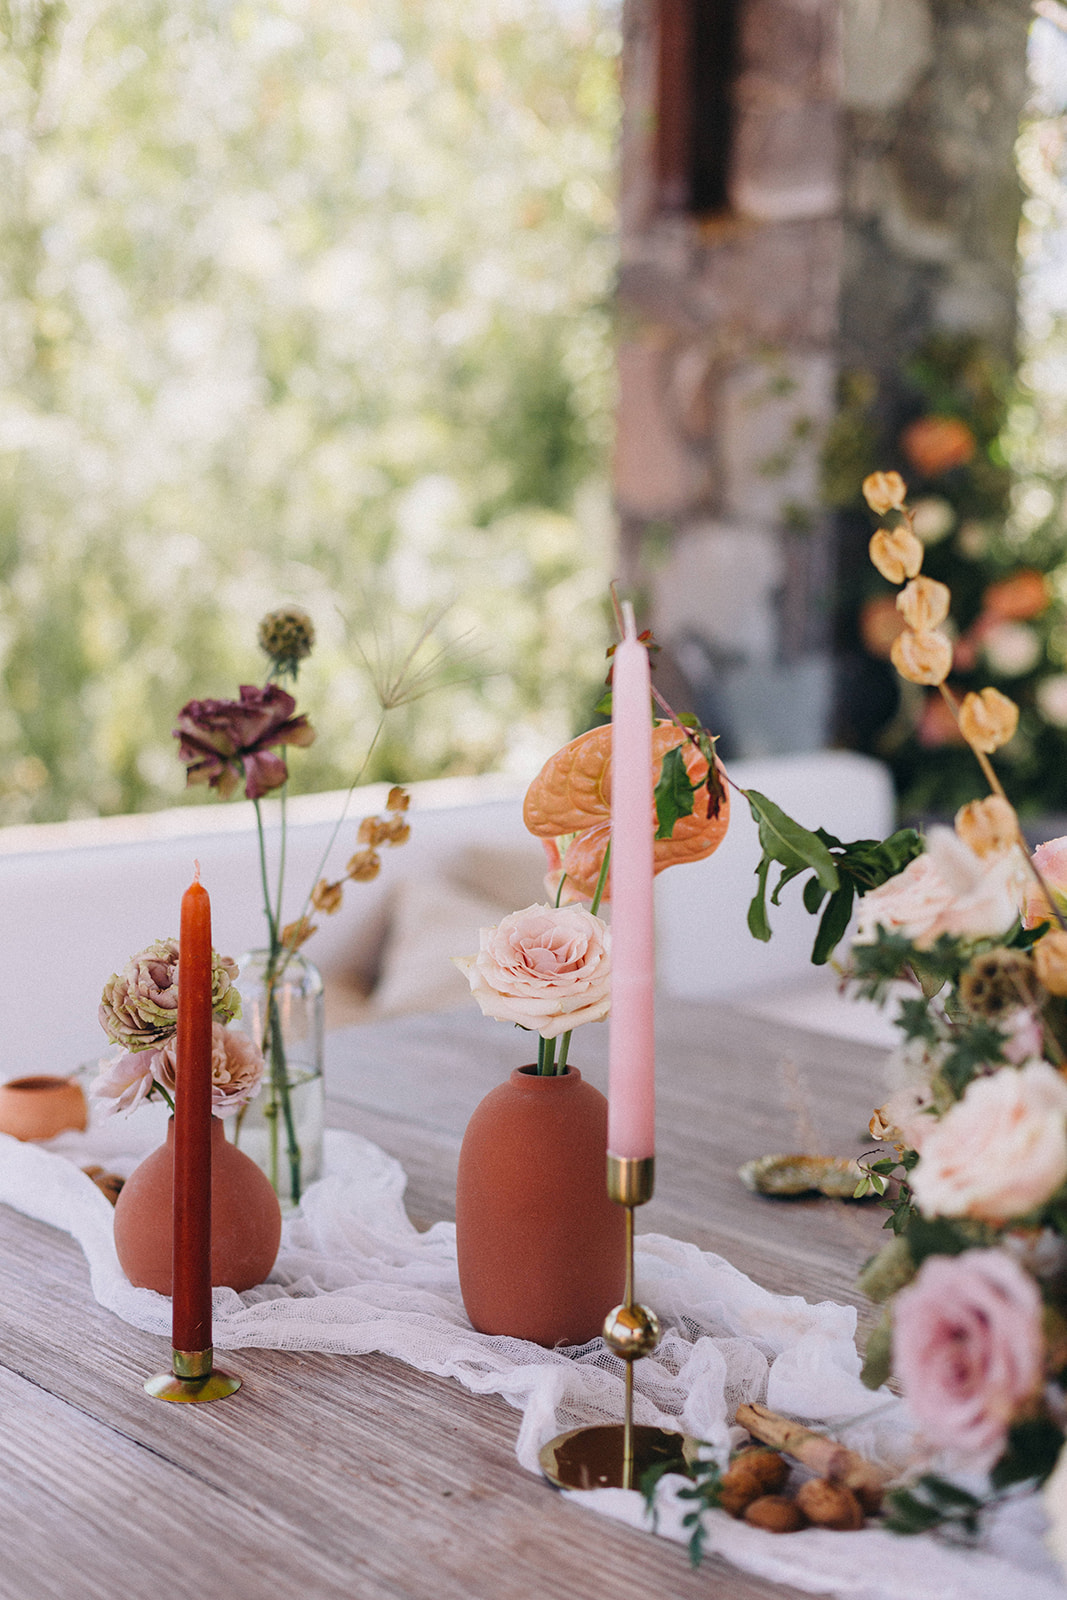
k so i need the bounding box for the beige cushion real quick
[369,875,505,1019]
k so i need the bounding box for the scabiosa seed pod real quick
[258,605,316,680]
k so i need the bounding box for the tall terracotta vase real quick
[113,1116,282,1295]
[456,1066,626,1348]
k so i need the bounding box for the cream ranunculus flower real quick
[909,1061,1067,1223]
[853,827,1025,950]
[454,904,611,1039]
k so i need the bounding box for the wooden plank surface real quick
[0,998,889,1600]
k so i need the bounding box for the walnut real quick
[742,1495,808,1534]
[795,1478,865,1530]
[719,1448,790,1516]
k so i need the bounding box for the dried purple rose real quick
[173,683,315,801]
[99,938,241,1052]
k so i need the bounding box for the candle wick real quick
[193,859,201,883]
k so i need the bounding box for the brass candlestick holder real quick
[146,1346,242,1404]
[540,1154,689,1491]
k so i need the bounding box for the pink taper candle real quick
[607,602,655,1160]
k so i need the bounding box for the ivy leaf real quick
[990,1419,1064,1491]
[654,744,697,840]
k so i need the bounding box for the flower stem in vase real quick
[263,959,302,1203]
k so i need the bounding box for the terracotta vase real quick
[0,1075,88,1141]
[456,1066,626,1347]
[113,1116,282,1295]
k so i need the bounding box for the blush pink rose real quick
[910,1061,1067,1223]
[893,1248,1043,1462]
[854,827,1024,949]
[90,1050,157,1116]
[454,903,611,1038]
[1025,836,1067,928]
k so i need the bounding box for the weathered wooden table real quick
[0,999,888,1600]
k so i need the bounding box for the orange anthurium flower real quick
[523,722,729,902]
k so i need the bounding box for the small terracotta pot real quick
[113,1116,282,1295]
[456,1066,626,1347]
[0,1075,88,1141]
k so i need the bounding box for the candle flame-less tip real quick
[193,859,201,883]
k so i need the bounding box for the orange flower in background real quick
[523,721,729,901]
[859,595,905,660]
[983,570,1049,623]
[918,692,967,748]
[958,687,1019,754]
[901,415,977,478]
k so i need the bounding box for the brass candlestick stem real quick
[146,1346,242,1403]
[540,1155,689,1491]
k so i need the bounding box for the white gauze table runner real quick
[0,1108,1064,1600]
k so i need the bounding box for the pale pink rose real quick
[894,1248,1043,1463]
[854,827,1024,949]
[1044,1442,1067,1577]
[154,1023,265,1117]
[90,1050,157,1116]
[1025,835,1067,928]
[910,1061,1067,1223]
[454,903,611,1039]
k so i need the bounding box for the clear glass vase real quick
[229,947,325,1208]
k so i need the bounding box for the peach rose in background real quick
[893,1248,1043,1462]
[909,1061,1067,1223]
[853,826,1024,949]
[454,904,611,1039]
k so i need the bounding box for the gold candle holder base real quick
[145,1347,242,1403]
[540,1423,690,1491]
[541,1150,687,1493]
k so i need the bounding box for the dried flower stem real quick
[735,1404,886,1510]
[937,683,1067,933]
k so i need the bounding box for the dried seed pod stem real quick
[735,1404,886,1511]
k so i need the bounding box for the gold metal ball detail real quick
[603,1302,660,1361]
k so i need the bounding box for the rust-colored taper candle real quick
[172,864,214,1355]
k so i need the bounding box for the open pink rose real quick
[454,904,611,1039]
[910,1060,1067,1223]
[893,1248,1043,1462]
[854,827,1024,949]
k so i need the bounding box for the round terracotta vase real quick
[456,1066,626,1348]
[0,1075,88,1141]
[113,1116,282,1295]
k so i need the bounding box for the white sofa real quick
[0,751,895,1077]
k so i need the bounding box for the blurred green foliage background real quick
[0,0,619,823]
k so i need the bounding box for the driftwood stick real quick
[735,1403,887,1510]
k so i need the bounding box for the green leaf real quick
[860,1310,892,1390]
[803,874,828,915]
[990,1419,1064,1491]
[745,791,840,891]
[812,882,855,965]
[593,689,612,717]
[747,856,773,942]
[654,744,697,840]
[770,861,808,906]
